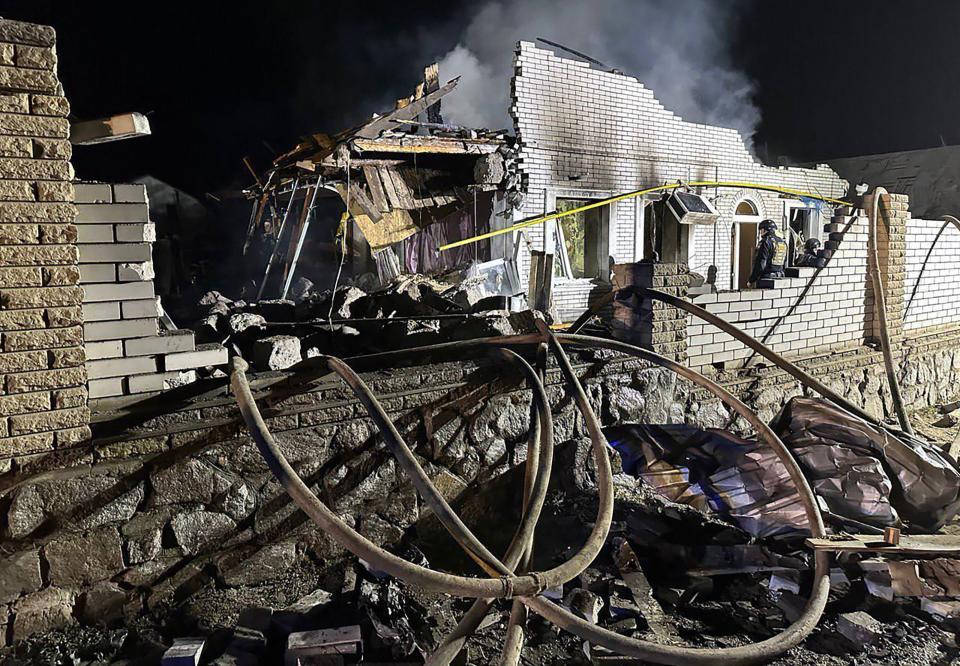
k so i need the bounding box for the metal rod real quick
[257,177,301,301]
[281,184,321,299]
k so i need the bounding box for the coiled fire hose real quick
[232,305,831,664]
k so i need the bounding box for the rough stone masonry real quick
[0,18,89,469]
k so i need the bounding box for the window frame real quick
[544,189,614,283]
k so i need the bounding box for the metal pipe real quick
[281,183,321,299]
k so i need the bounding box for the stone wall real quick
[4,327,960,643]
[0,19,88,468]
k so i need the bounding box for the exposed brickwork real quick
[510,42,849,319]
[75,182,226,401]
[0,19,87,461]
[905,216,960,331]
[864,192,907,346]
[687,207,868,370]
[611,262,689,362]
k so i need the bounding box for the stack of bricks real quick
[0,19,89,460]
[75,182,227,400]
[610,261,689,362]
[863,192,907,347]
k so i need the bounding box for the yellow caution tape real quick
[439,180,851,252]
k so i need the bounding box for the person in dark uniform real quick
[795,237,827,268]
[748,219,788,285]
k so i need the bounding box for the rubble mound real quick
[191,274,542,372]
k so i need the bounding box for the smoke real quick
[436,0,759,145]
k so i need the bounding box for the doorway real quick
[734,222,759,289]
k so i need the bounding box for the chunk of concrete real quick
[837,611,882,645]
[253,335,302,370]
[228,312,266,334]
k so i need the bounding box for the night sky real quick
[5,1,960,199]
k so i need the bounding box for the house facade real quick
[509,41,849,321]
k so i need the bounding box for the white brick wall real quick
[686,215,868,370]
[904,218,960,331]
[510,42,849,320]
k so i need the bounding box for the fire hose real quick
[232,309,831,664]
[867,187,913,435]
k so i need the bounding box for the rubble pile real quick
[191,274,541,372]
[6,459,960,665]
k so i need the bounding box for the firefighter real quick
[748,219,788,285]
[795,237,826,268]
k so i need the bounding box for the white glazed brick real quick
[512,41,851,338]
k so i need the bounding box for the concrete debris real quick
[193,271,538,372]
[162,637,205,665]
[253,335,303,370]
[837,611,882,645]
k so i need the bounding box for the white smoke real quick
[436,0,760,144]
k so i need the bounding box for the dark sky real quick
[5,1,960,198]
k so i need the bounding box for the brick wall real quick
[75,182,226,402]
[687,208,867,370]
[864,192,907,346]
[509,42,848,319]
[0,19,88,466]
[904,217,960,332]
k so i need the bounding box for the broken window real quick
[555,198,607,280]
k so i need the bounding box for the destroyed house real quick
[244,70,523,302]
[8,15,960,665]
[509,41,849,320]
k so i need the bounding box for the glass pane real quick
[557,199,587,278]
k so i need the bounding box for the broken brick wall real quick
[509,41,848,318]
[75,182,227,402]
[686,206,869,370]
[0,19,88,466]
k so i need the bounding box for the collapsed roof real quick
[242,64,523,293]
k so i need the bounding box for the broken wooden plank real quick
[362,166,390,213]
[352,136,500,155]
[355,77,459,139]
[806,534,960,556]
[347,181,383,224]
[71,112,151,145]
[383,168,417,209]
[424,63,442,124]
[612,538,677,643]
[378,167,403,208]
